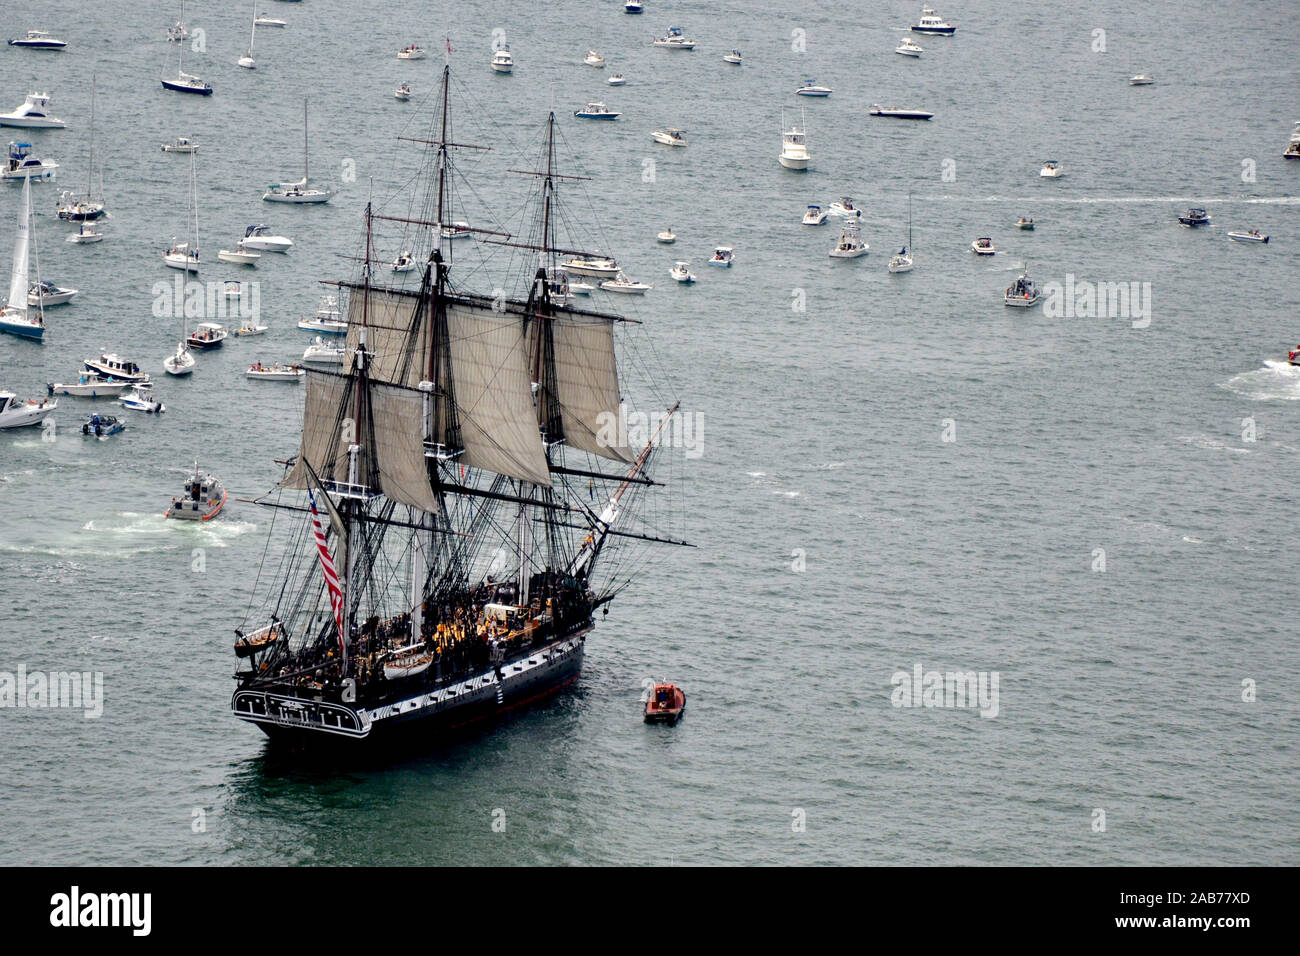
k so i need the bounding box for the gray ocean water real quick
[1,0,1297,866]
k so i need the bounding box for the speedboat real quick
[397,44,426,60]
[0,93,66,129]
[803,204,828,225]
[625,1,644,12]
[653,27,696,49]
[303,336,346,364]
[120,382,165,413]
[85,353,148,383]
[8,31,67,50]
[187,322,227,350]
[0,391,56,429]
[724,50,743,65]
[911,7,956,35]
[1129,75,1154,85]
[163,239,200,273]
[2,142,58,181]
[234,322,269,336]
[559,255,620,278]
[161,136,199,153]
[607,73,627,86]
[492,47,513,73]
[651,127,686,146]
[1004,271,1040,307]
[66,223,104,244]
[584,50,606,68]
[829,220,867,258]
[57,190,105,221]
[1178,207,1211,226]
[81,413,124,438]
[247,362,305,381]
[830,197,861,218]
[298,295,346,333]
[708,246,734,267]
[644,683,686,724]
[669,261,696,283]
[166,462,227,520]
[1014,217,1035,230]
[896,38,924,56]
[869,105,933,119]
[1039,160,1064,177]
[239,224,293,252]
[27,280,76,307]
[887,246,914,273]
[656,229,677,243]
[779,123,810,170]
[970,236,995,255]
[161,70,213,96]
[1227,229,1269,243]
[795,81,833,97]
[574,102,620,120]
[217,243,261,265]
[441,220,472,240]
[47,374,128,398]
[600,273,651,294]
[394,83,412,101]
[163,343,195,377]
[392,249,417,273]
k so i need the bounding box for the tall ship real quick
[231,67,689,749]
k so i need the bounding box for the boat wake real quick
[1222,361,1300,402]
[1175,435,1250,456]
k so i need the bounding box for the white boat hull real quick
[0,401,56,428]
[779,155,810,170]
[48,380,127,397]
[218,249,261,265]
[239,237,292,252]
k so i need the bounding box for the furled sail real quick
[548,312,633,463]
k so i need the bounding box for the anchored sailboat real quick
[231,66,689,749]
[263,99,331,203]
[0,178,44,340]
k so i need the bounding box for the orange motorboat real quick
[645,682,686,724]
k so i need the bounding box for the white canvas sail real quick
[548,313,634,463]
[6,178,30,316]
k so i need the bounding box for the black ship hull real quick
[231,630,587,750]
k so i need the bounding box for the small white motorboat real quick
[896,38,924,56]
[567,279,595,295]
[239,224,293,252]
[492,47,514,73]
[163,239,200,273]
[868,105,933,120]
[217,243,261,265]
[1039,160,1064,177]
[970,236,996,255]
[1227,229,1269,243]
[584,50,606,68]
[85,353,148,382]
[397,44,426,60]
[163,342,195,377]
[560,255,621,278]
[1004,270,1041,307]
[708,246,734,267]
[795,80,833,97]
[394,83,412,101]
[188,322,228,350]
[27,280,76,307]
[656,229,677,243]
[0,92,66,129]
[653,27,696,50]
[303,336,346,364]
[830,197,862,218]
[608,73,627,86]
[297,295,346,334]
[166,462,227,521]
[247,362,305,381]
[911,7,956,35]
[47,374,129,398]
[0,391,56,429]
[392,249,417,273]
[161,136,199,153]
[600,273,651,294]
[7,31,67,50]
[651,128,686,146]
[779,123,811,170]
[723,50,743,65]
[119,382,165,413]
[1129,75,1154,86]
[669,261,696,284]
[802,204,828,225]
[574,102,620,120]
[235,322,269,336]
[829,220,867,259]
[1015,217,1035,230]
[254,16,286,28]
[66,223,104,244]
[2,141,58,181]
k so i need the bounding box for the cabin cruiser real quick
[491,47,513,73]
[970,236,995,255]
[392,249,417,273]
[829,220,867,258]
[48,373,128,397]
[247,362,305,381]
[830,197,861,218]
[2,142,58,181]
[656,228,677,243]
[1004,271,1040,307]
[187,323,227,350]
[394,83,412,101]
[28,280,76,307]
[239,224,293,252]
[669,261,696,283]
[1039,160,1063,177]
[161,70,213,96]
[85,354,148,383]
[163,342,195,377]
[887,246,914,273]
[724,50,743,65]
[217,243,261,265]
[163,239,199,273]
[708,246,735,267]
[1129,75,1154,86]
[66,223,104,243]
[600,273,651,294]
[584,50,606,68]
[81,413,124,437]
[607,73,627,86]
[574,102,620,120]
[441,220,472,240]
[796,81,833,97]
[0,391,56,429]
[912,7,956,35]
[651,127,686,146]
[869,105,933,119]
[645,683,686,724]
[57,190,105,221]
[162,136,199,153]
[559,255,620,278]
[8,31,67,50]
[397,44,426,60]
[302,336,346,364]
[0,93,66,129]
[119,381,165,413]
[653,27,696,49]
[779,123,810,170]
[803,204,828,225]
[1178,207,1211,226]
[1015,217,1035,230]
[166,463,227,520]
[896,37,924,56]
[1227,228,1269,243]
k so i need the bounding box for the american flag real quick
[308,488,345,654]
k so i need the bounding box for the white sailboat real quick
[165,153,198,377]
[56,78,104,222]
[888,193,915,273]
[238,2,258,69]
[264,100,331,203]
[0,178,45,340]
[163,150,201,274]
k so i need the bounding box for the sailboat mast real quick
[86,75,95,198]
[303,99,309,185]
